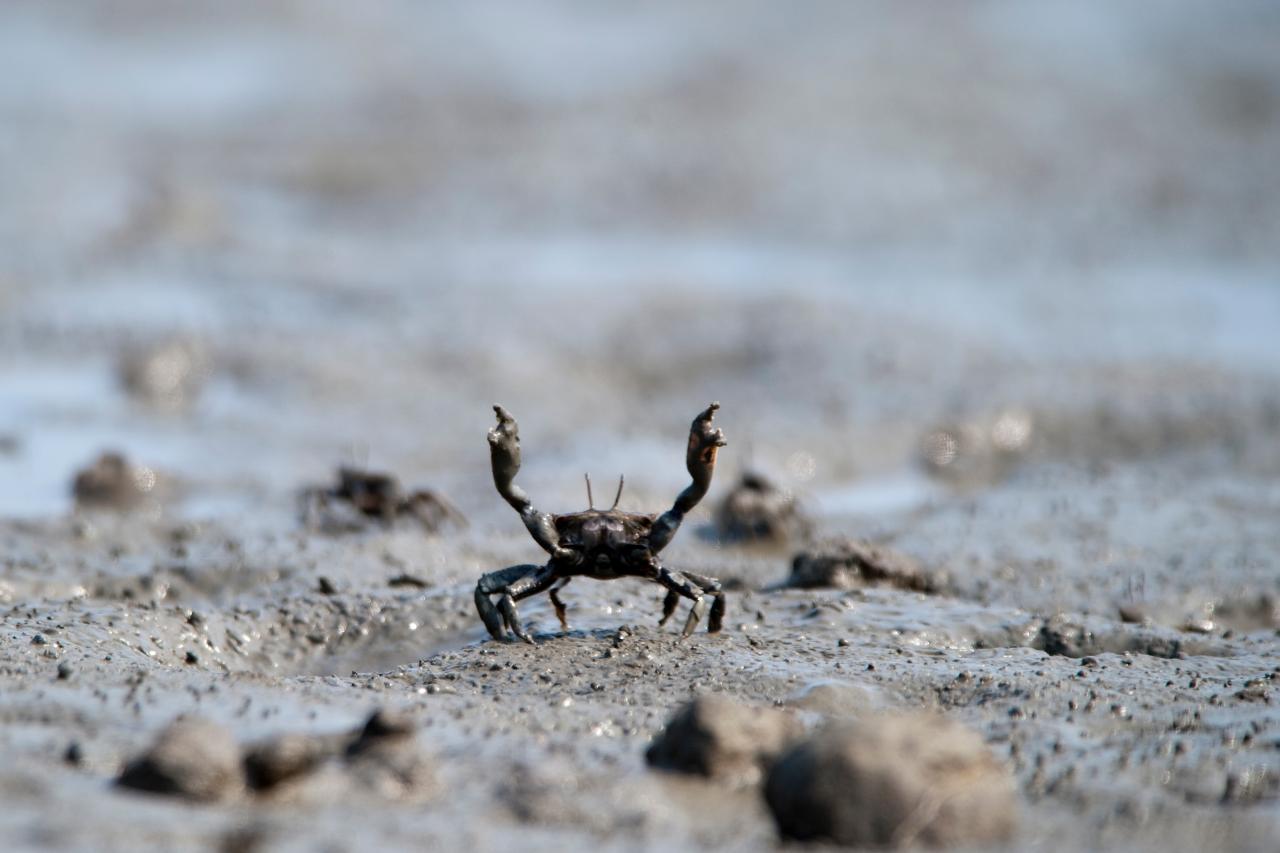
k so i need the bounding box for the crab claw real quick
[488,404,522,485]
[489,404,519,445]
[687,401,727,476]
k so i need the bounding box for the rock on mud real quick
[645,695,802,785]
[786,538,941,593]
[715,471,811,544]
[765,714,1017,848]
[117,717,244,802]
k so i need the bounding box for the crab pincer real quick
[688,402,728,475]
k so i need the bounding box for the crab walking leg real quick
[498,564,560,644]
[545,578,572,632]
[659,589,680,626]
[657,567,725,637]
[488,405,579,563]
[649,402,727,553]
[476,563,561,644]
[475,564,540,641]
[683,571,726,633]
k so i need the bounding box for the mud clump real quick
[715,471,811,544]
[117,717,244,802]
[300,466,466,533]
[765,714,1017,848]
[786,538,942,593]
[1034,614,1186,659]
[120,710,433,803]
[72,451,164,511]
[243,733,333,792]
[1212,593,1280,633]
[646,695,802,785]
[343,709,436,799]
[1233,678,1271,704]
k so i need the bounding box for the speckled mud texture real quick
[3,2,1280,851]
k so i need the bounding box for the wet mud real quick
[2,493,1277,850]
[2,2,1280,851]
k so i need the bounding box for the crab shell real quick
[552,509,657,574]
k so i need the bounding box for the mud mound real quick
[646,694,802,785]
[118,717,244,802]
[72,451,169,511]
[120,710,435,804]
[343,709,436,799]
[300,467,466,534]
[715,471,811,545]
[765,714,1017,847]
[786,538,943,593]
[243,734,334,792]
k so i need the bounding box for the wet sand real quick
[2,2,1280,850]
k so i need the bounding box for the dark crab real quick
[476,403,728,643]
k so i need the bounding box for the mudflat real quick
[2,3,1279,850]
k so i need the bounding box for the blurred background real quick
[1,0,1278,528]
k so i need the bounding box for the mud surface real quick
[2,2,1280,851]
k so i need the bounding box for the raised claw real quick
[487,406,575,559]
[488,404,525,509]
[686,401,727,476]
[488,405,520,454]
[651,402,728,554]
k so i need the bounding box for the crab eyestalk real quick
[649,402,727,553]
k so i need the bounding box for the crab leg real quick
[475,564,539,641]
[655,567,726,636]
[659,588,680,626]
[488,405,579,563]
[501,566,560,644]
[684,571,726,633]
[649,403,727,553]
[476,562,562,644]
[545,578,572,632]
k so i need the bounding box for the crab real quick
[475,402,728,643]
